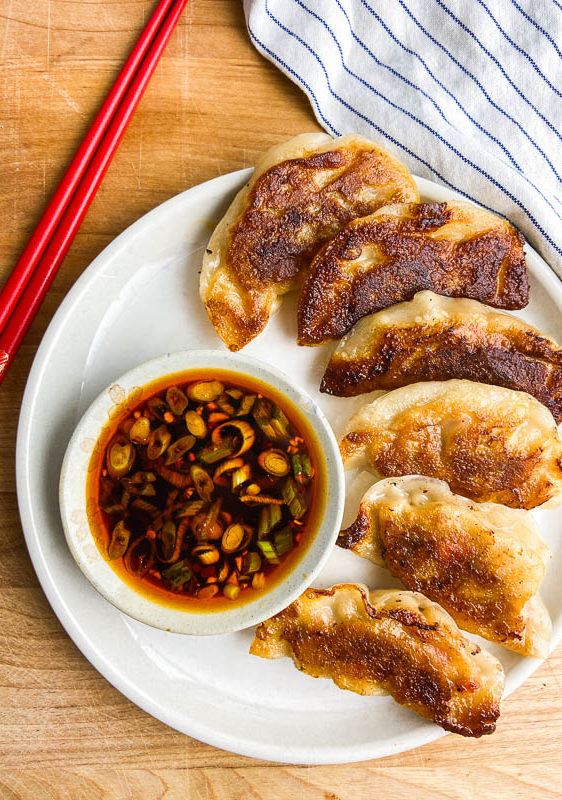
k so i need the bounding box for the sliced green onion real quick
[214,457,244,479]
[292,452,312,484]
[223,584,241,600]
[165,435,196,464]
[212,421,255,456]
[185,410,208,438]
[190,464,214,502]
[258,449,290,477]
[196,499,223,541]
[252,398,277,440]
[231,464,251,490]
[160,520,177,561]
[146,396,169,422]
[128,416,151,444]
[273,526,293,556]
[106,436,135,479]
[146,425,171,460]
[236,394,256,417]
[108,520,130,559]
[257,539,280,564]
[270,405,291,442]
[123,535,155,577]
[166,386,188,415]
[222,523,245,553]
[253,399,292,443]
[192,543,220,565]
[162,560,192,589]
[242,551,262,573]
[252,572,266,590]
[282,477,308,519]
[258,503,282,538]
[198,441,235,464]
[186,380,224,402]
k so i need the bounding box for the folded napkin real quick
[244,0,562,275]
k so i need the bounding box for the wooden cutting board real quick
[0,1,561,796]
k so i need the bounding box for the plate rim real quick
[15,167,561,764]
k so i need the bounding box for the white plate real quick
[17,169,562,764]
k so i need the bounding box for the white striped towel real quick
[243,0,562,276]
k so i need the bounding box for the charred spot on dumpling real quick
[321,292,562,423]
[338,380,562,509]
[339,476,552,657]
[337,506,372,550]
[250,583,505,737]
[200,133,419,351]
[227,148,416,290]
[298,202,528,345]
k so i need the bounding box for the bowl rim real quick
[59,349,345,635]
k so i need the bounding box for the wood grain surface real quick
[0,1,561,797]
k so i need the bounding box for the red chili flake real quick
[188,453,196,462]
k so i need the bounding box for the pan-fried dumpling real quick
[251,583,504,737]
[339,380,562,509]
[297,201,528,345]
[321,291,562,421]
[339,476,551,657]
[200,133,419,351]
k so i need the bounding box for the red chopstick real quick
[0,0,176,335]
[0,0,189,385]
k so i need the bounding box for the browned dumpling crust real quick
[339,380,562,509]
[297,202,528,345]
[339,477,551,657]
[321,291,562,421]
[200,133,419,351]
[251,584,504,737]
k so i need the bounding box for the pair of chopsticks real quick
[0,0,189,386]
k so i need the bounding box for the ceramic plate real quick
[16,168,562,764]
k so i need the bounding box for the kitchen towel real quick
[244,0,562,274]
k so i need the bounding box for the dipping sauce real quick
[86,370,325,611]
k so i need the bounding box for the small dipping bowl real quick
[59,350,345,635]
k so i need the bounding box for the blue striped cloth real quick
[243,0,562,274]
